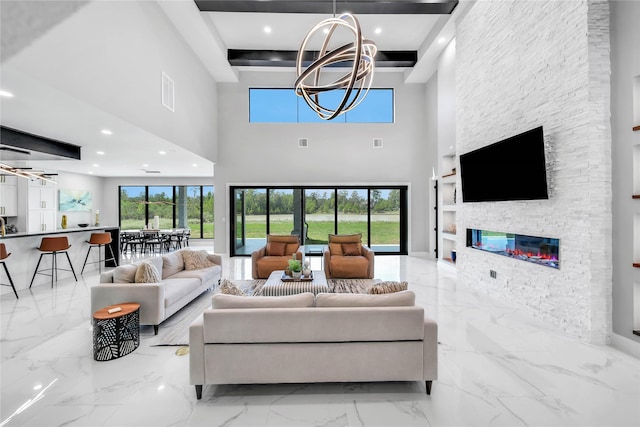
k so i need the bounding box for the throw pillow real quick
[182,250,216,270]
[134,261,161,283]
[112,264,137,283]
[329,243,343,256]
[285,243,300,256]
[267,241,287,256]
[342,242,361,256]
[368,281,409,294]
[219,279,246,296]
[162,251,185,279]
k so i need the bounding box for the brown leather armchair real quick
[323,233,375,279]
[252,235,303,279]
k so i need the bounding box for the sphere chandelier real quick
[294,12,377,121]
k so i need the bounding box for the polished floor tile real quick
[1,247,639,426]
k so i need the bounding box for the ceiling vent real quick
[373,138,383,148]
[145,170,161,174]
[298,138,308,148]
[162,72,175,112]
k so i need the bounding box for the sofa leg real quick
[154,325,159,335]
[195,385,202,400]
[425,381,432,395]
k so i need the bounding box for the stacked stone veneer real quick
[455,0,612,343]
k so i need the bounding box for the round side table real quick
[93,302,140,361]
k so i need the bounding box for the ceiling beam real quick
[228,49,417,67]
[0,126,81,161]
[194,1,458,15]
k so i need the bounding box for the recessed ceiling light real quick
[192,163,198,167]
[264,26,271,34]
[374,27,382,35]
[101,129,112,135]
[96,151,105,155]
[142,163,149,167]
[158,150,167,155]
[0,90,14,98]
[92,163,99,167]
[323,28,329,34]
[438,37,446,44]
[88,171,94,175]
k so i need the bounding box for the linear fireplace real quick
[467,229,560,269]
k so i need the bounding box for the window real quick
[119,185,214,239]
[230,185,407,256]
[249,88,394,123]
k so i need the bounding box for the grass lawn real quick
[244,220,399,244]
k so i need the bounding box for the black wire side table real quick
[93,302,140,361]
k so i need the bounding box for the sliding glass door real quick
[230,185,407,256]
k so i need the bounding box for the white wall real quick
[214,71,432,255]
[5,0,218,163]
[56,171,104,227]
[425,73,439,259]
[437,39,456,164]
[610,0,640,345]
[455,0,612,343]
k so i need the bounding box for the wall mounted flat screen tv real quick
[460,126,548,202]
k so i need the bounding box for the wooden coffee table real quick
[262,270,329,296]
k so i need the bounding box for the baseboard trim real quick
[610,333,640,359]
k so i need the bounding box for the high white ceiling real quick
[0,0,460,178]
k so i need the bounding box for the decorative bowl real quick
[77,223,89,228]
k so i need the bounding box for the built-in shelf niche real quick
[635,214,640,268]
[634,145,640,197]
[634,75,640,130]
[442,153,457,177]
[635,281,640,334]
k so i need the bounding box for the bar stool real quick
[0,243,18,299]
[29,236,78,289]
[82,232,118,274]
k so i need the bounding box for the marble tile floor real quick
[1,247,639,426]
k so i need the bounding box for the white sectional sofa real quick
[92,249,222,334]
[189,290,437,399]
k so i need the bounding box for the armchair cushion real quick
[329,233,362,243]
[330,255,370,278]
[342,242,361,256]
[266,241,287,256]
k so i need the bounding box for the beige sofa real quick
[92,249,222,334]
[189,290,437,399]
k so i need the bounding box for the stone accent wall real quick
[455,0,612,343]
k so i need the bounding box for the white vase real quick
[292,271,302,279]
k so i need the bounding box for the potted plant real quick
[287,254,302,279]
